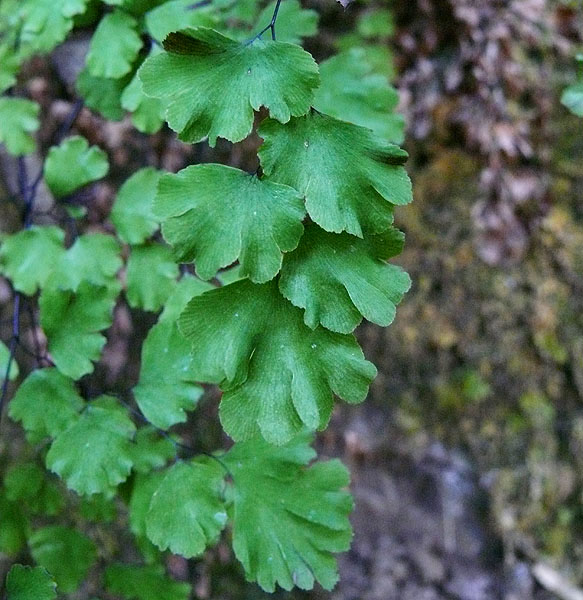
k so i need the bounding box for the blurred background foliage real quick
[1,0,583,598]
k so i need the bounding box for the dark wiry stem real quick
[187,0,212,8]
[248,0,284,43]
[0,157,31,422]
[113,392,231,475]
[0,100,83,429]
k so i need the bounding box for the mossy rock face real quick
[358,116,583,566]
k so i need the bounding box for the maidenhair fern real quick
[0,0,411,595]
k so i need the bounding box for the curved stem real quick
[247,0,284,44]
[269,0,283,41]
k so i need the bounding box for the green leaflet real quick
[4,463,44,502]
[219,0,261,23]
[47,233,122,292]
[130,434,352,592]
[129,427,176,473]
[333,8,396,78]
[314,47,405,143]
[0,492,27,556]
[105,564,191,600]
[44,136,109,198]
[158,273,214,323]
[77,67,132,120]
[335,37,396,79]
[133,319,204,429]
[110,167,161,245]
[134,276,211,429]
[46,396,136,496]
[279,224,410,333]
[0,226,65,295]
[0,45,20,93]
[79,494,118,523]
[39,282,116,379]
[224,435,353,592]
[357,8,394,39]
[0,98,39,156]
[333,9,396,69]
[139,27,319,145]
[129,471,165,541]
[5,565,57,600]
[179,279,377,444]
[86,10,143,79]
[126,243,179,312]
[0,340,19,382]
[17,0,90,56]
[146,458,227,557]
[562,82,583,117]
[0,0,22,48]
[28,526,96,593]
[155,163,305,283]
[9,368,84,443]
[145,0,219,42]
[259,110,412,237]
[121,61,166,134]
[4,462,65,516]
[216,264,244,285]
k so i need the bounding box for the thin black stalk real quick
[0,99,83,429]
[269,0,283,40]
[14,340,51,365]
[187,0,212,8]
[114,393,231,475]
[247,0,284,44]
[0,157,29,421]
[56,99,84,143]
